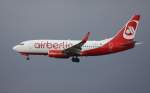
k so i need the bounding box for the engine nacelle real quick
[48,50,68,58]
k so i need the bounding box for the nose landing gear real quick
[20,53,30,60]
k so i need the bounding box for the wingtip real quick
[87,32,90,36]
[82,32,91,43]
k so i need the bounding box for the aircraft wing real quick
[63,32,90,56]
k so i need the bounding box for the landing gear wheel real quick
[72,57,80,63]
[26,57,30,60]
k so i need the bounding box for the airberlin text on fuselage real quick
[34,41,73,49]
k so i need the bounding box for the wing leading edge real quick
[63,32,90,56]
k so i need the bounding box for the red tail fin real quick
[81,15,141,56]
[111,15,140,44]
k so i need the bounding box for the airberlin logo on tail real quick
[123,20,138,40]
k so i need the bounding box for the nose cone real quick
[12,45,18,52]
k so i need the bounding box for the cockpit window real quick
[19,43,24,45]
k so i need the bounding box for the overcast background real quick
[0,0,150,93]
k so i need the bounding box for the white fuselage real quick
[13,38,112,54]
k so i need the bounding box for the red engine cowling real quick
[48,50,68,58]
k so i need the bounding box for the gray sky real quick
[0,0,150,93]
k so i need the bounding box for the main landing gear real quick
[72,56,80,63]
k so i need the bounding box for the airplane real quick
[13,15,141,62]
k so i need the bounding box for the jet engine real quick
[48,50,69,58]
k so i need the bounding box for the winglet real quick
[82,32,90,43]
